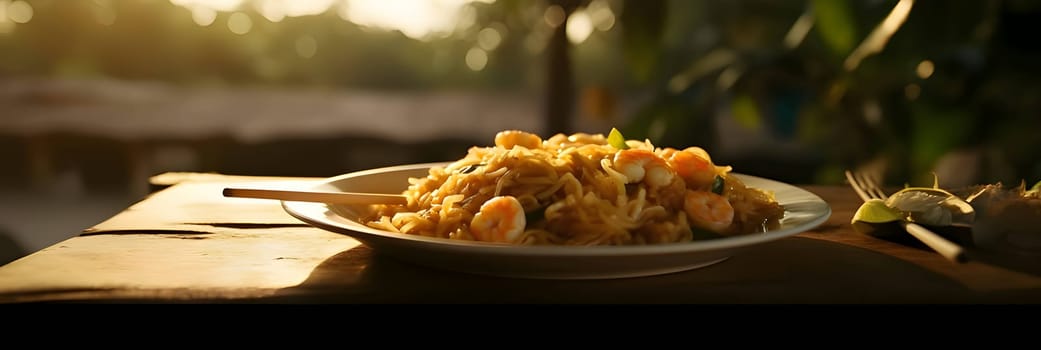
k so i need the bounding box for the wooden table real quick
[1,172,1040,304]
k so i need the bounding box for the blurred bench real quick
[0,78,545,197]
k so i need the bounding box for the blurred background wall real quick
[2,0,1041,262]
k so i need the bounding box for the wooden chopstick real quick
[222,187,407,205]
[902,221,969,263]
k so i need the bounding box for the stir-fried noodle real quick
[363,130,785,245]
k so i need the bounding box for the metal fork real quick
[845,170,969,263]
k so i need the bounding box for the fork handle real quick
[902,221,968,263]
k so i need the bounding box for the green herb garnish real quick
[525,207,546,224]
[459,163,484,174]
[711,175,725,194]
[607,128,629,150]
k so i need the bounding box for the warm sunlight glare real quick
[339,0,487,40]
[171,0,334,23]
[170,0,493,40]
[255,0,336,22]
[170,0,244,12]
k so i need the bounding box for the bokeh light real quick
[916,60,935,79]
[905,83,921,101]
[544,5,565,28]
[588,0,615,31]
[227,11,253,35]
[477,26,503,51]
[7,0,33,24]
[566,9,593,44]
[465,47,487,71]
[190,6,217,26]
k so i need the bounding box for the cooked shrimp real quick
[684,190,734,233]
[682,146,712,162]
[495,130,542,149]
[612,149,674,187]
[470,195,526,243]
[663,147,717,189]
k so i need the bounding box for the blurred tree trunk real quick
[545,0,583,136]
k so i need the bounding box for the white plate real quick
[282,162,831,279]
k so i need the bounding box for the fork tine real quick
[861,172,889,200]
[844,170,872,202]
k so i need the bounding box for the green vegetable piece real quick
[711,175,724,194]
[525,207,546,224]
[608,128,629,150]
[459,164,483,174]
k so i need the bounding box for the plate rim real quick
[282,162,832,257]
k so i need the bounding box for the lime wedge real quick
[607,128,629,150]
[853,199,904,223]
[851,199,904,236]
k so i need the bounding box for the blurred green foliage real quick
[614,0,1041,187]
